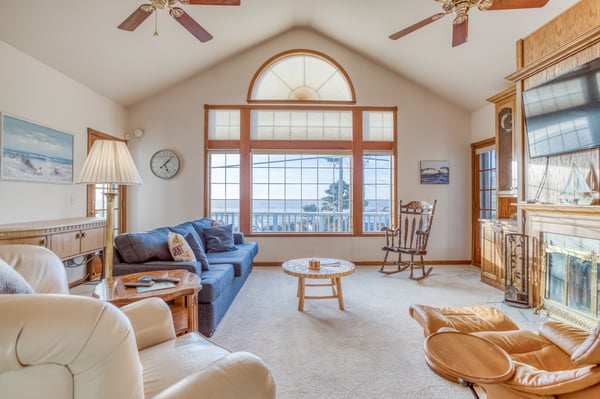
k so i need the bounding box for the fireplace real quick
[519,204,600,331]
[542,233,599,330]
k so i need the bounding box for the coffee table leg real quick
[335,277,345,310]
[298,277,305,311]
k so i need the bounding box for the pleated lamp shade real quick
[78,140,142,185]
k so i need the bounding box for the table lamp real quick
[78,140,142,279]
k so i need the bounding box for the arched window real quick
[248,49,356,103]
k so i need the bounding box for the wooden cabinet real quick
[480,219,516,290]
[51,226,104,259]
[0,217,106,285]
[487,87,517,219]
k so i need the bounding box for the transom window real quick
[248,50,355,103]
[206,50,395,236]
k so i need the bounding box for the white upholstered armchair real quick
[0,245,276,399]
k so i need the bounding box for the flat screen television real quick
[523,57,600,158]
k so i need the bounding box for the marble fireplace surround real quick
[520,204,600,330]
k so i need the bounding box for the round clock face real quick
[499,107,513,133]
[150,150,180,179]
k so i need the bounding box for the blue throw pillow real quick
[185,233,210,271]
[170,222,206,253]
[202,224,238,253]
[190,218,216,249]
[114,227,172,263]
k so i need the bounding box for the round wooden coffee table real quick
[424,331,514,399]
[92,269,201,335]
[282,258,355,311]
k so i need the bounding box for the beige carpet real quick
[211,265,541,399]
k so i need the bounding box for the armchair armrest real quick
[506,361,600,396]
[120,297,176,351]
[0,295,144,399]
[539,320,591,357]
[154,351,276,399]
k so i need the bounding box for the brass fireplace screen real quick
[543,232,600,330]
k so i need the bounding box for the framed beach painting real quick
[420,160,449,184]
[0,113,74,183]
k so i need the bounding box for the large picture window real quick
[206,51,396,236]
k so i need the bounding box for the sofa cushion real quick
[167,232,196,262]
[206,249,253,277]
[184,233,210,272]
[114,227,172,264]
[234,242,259,259]
[198,264,235,303]
[0,258,34,294]
[203,224,238,253]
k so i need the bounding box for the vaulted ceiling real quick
[0,0,581,111]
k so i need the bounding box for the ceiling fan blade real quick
[452,18,468,47]
[186,0,240,5]
[118,5,153,31]
[389,13,446,40]
[485,0,549,10]
[170,8,213,42]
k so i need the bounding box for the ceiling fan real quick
[389,0,549,47]
[118,0,240,43]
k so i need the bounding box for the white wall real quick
[127,28,472,263]
[0,40,128,224]
[471,103,495,143]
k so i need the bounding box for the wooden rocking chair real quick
[379,200,437,280]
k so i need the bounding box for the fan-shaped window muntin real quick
[249,50,356,103]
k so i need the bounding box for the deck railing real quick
[211,211,390,233]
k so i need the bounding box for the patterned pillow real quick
[0,258,34,294]
[167,232,196,262]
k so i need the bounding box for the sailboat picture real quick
[560,164,593,205]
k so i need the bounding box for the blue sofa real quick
[112,218,258,336]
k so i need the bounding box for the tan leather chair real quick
[430,319,600,399]
[0,245,276,399]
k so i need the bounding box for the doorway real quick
[471,138,496,266]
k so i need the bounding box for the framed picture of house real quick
[420,160,449,184]
[0,113,74,183]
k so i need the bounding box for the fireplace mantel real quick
[518,203,600,216]
[518,203,600,330]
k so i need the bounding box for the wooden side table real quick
[92,269,201,335]
[424,331,514,399]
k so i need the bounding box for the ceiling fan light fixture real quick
[477,0,494,11]
[150,0,172,9]
[140,4,155,13]
[169,7,185,18]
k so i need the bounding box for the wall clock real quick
[499,107,513,133]
[150,149,180,179]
